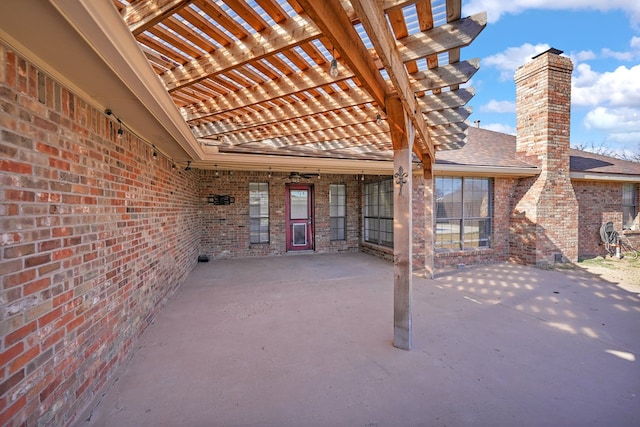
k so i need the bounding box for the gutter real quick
[434,163,540,177]
[570,172,640,182]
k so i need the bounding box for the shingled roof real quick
[435,126,640,179]
[435,126,534,169]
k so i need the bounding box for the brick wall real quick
[0,44,200,426]
[511,51,579,264]
[199,170,361,259]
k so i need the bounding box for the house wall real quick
[574,180,640,258]
[199,170,362,259]
[0,45,200,426]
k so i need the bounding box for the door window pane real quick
[290,190,308,219]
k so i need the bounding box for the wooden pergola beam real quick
[296,0,389,108]
[123,0,193,36]
[351,0,433,162]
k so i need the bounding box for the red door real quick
[286,184,314,251]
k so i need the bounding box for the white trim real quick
[570,172,640,182]
[434,164,540,177]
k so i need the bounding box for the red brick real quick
[2,243,35,259]
[4,322,36,347]
[3,189,35,202]
[37,307,62,328]
[0,395,26,426]
[0,343,24,366]
[0,369,25,398]
[24,253,51,268]
[52,248,74,261]
[3,269,36,288]
[9,345,39,374]
[0,159,32,174]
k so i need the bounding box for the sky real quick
[460,0,640,156]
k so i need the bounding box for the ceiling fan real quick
[284,171,320,181]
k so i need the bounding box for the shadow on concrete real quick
[81,253,640,427]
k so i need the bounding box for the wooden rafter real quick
[351,0,433,161]
[296,0,389,108]
[123,0,193,35]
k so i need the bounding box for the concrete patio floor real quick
[80,253,640,427]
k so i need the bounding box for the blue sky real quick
[461,1,640,156]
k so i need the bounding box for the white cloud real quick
[574,64,640,143]
[571,50,596,63]
[631,37,640,49]
[483,43,550,80]
[573,64,640,108]
[584,107,640,133]
[464,0,640,25]
[480,99,516,113]
[601,48,634,61]
[481,122,516,135]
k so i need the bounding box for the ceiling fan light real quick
[329,58,339,78]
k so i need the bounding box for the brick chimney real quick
[510,48,579,264]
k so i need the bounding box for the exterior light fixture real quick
[185,161,192,171]
[376,113,383,126]
[152,145,158,160]
[105,109,124,138]
[329,48,339,78]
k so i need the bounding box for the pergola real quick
[1,0,485,349]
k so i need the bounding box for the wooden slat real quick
[203,110,385,144]
[417,87,475,112]
[189,90,375,133]
[192,0,250,40]
[193,104,381,138]
[410,59,479,92]
[181,66,352,121]
[424,106,471,126]
[161,13,322,91]
[396,13,487,63]
[428,121,468,137]
[123,0,193,36]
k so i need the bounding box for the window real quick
[249,183,269,243]
[330,184,346,240]
[622,183,637,229]
[364,179,393,247]
[436,177,492,250]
